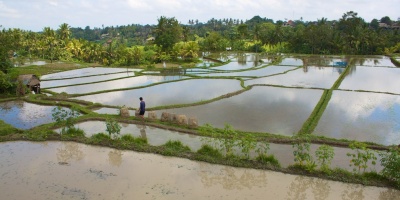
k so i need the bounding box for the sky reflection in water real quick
[314,91,400,145]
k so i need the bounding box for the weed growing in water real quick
[292,134,316,171]
[380,147,400,186]
[346,141,377,174]
[52,106,80,134]
[105,118,122,139]
[315,144,335,171]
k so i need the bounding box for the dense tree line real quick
[1,11,400,94]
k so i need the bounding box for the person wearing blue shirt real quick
[139,97,145,122]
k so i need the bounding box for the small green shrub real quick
[380,148,400,186]
[238,133,257,159]
[105,118,121,139]
[256,154,281,167]
[315,144,335,171]
[52,106,80,134]
[196,144,223,159]
[89,133,111,144]
[292,134,315,170]
[162,140,191,156]
[346,141,377,173]
[62,127,85,138]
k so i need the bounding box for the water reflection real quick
[108,149,123,167]
[341,184,365,200]
[246,66,340,89]
[41,67,139,79]
[287,176,330,200]
[314,91,400,145]
[49,75,188,94]
[340,66,400,94]
[0,101,60,129]
[201,65,295,77]
[155,86,322,135]
[199,164,267,190]
[56,142,84,163]
[73,79,243,107]
[41,72,135,88]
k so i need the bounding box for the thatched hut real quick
[17,74,40,94]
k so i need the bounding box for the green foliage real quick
[89,133,111,143]
[162,140,191,156]
[218,124,238,156]
[380,148,400,186]
[255,141,270,157]
[256,154,281,167]
[238,133,257,159]
[24,129,54,141]
[315,144,335,170]
[346,141,377,173]
[105,118,121,139]
[0,120,18,136]
[292,134,314,169]
[0,72,15,94]
[51,106,80,134]
[62,127,85,138]
[196,144,223,158]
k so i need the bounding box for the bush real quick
[380,148,400,186]
[105,118,121,139]
[256,154,281,167]
[346,141,377,173]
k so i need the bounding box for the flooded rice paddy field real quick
[59,120,382,171]
[1,54,400,198]
[0,101,66,130]
[48,75,189,94]
[1,141,397,200]
[3,54,399,144]
[73,79,243,107]
[245,66,341,89]
[314,91,400,145]
[154,86,323,135]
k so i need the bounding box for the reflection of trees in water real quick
[56,142,84,162]
[108,149,123,167]
[341,184,364,200]
[286,176,330,200]
[379,188,400,200]
[199,164,267,190]
[0,101,24,114]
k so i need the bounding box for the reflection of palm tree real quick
[199,164,267,190]
[108,149,123,166]
[341,184,365,200]
[56,142,85,163]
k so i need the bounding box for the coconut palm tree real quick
[58,23,71,41]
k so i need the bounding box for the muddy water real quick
[41,67,139,79]
[340,66,400,94]
[73,79,243,107]
[245,66,341,89]
[314,91,400,145]
[49,75,189,94]
[0,101,60,129]
[155,86,322,135]
[1,141,397,200]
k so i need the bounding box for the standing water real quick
[0,141,398,200]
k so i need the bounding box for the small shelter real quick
[17,74,41,94]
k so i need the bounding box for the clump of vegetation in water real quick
[380,147,400,186]
[315,144,335,173]
[52,106,80,134]
[105,118,122,139]
[346,141,377,173]
[292,134,316,171]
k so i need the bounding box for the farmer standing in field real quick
[139,97,145,122]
